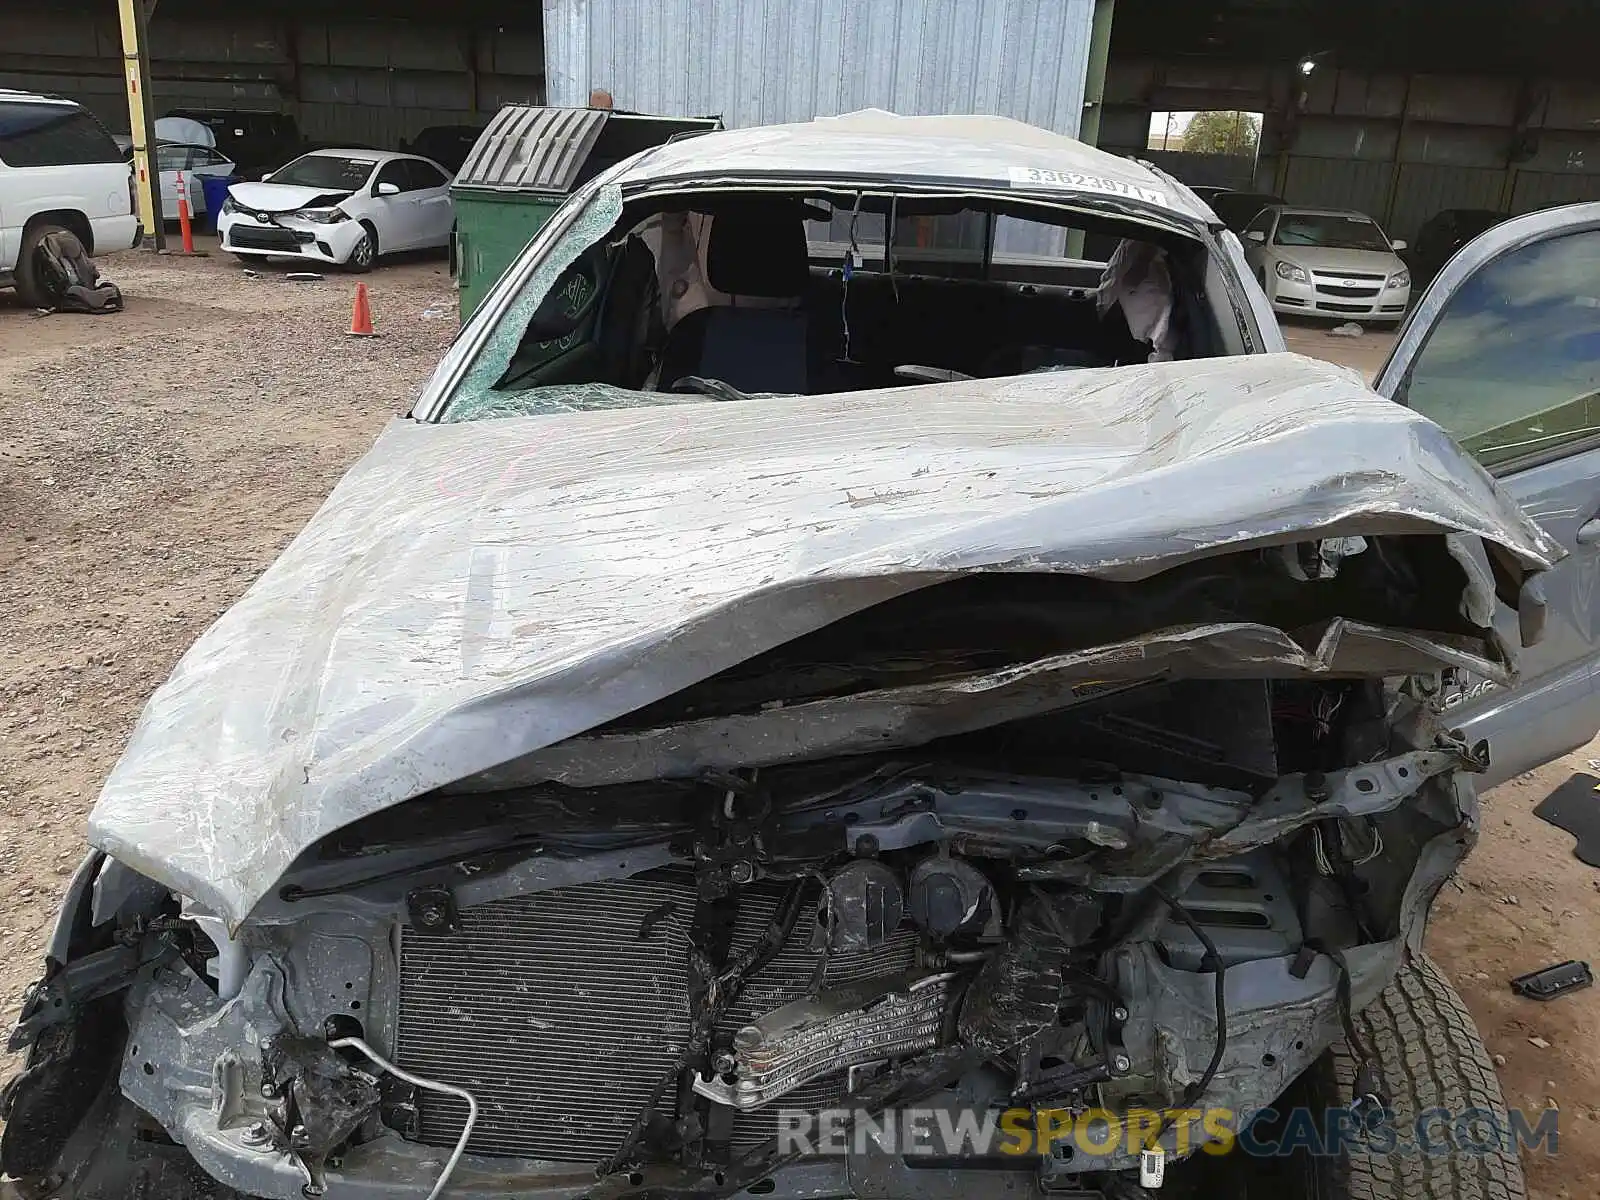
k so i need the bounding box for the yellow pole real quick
[116,0,162,246]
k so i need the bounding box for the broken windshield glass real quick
[442,383,699,423]
[442,184,625,420]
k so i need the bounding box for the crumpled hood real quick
[87,354,1561,926]
[225,181,352,213]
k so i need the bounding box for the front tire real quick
[1296,955,1527,1200]
[346,223,377,273]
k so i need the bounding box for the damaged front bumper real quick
[6,742,1483,1200]
[217,211,367,265]
[98,942,1411,1200]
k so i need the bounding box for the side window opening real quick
[441,186,1215,422]
[1398,228,1600,470]
[399,160,434,191]
[375,161,409,193]
[410,160,448,189]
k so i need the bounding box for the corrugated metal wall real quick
[0,11,544,152]
[1257,70,1600,240]
[542,0,1096,135]
[1281,157,1392,218]
[1102,61,1600,242]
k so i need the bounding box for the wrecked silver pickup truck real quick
[8,113,1595,1200]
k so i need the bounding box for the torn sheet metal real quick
[86,352,1561,926]
[462,618,1512,791]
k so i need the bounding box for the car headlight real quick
[1386,269,1410,289]
[220,196,236,216]
[292,207,350,224]
[1275,261,1308,283]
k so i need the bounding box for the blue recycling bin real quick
[200,175,237,232]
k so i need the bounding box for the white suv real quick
[0,89,139,305]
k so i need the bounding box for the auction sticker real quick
[1008,166,1169,207]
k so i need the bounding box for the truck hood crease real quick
[85,353,1561,926]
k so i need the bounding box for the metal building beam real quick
[115,0,165,249]
[1078,0,1116,148]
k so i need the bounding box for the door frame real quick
[371,159,420,251]
[1376,201,1600,440]
[1371,200,1600,785]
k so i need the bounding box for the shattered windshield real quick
[1274,212,1392,252]
[442,185,634,421]
[436,182,1202,423]
[443,382,700,422]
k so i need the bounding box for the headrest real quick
[706,204,810,297]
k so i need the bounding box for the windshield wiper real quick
[670,375,760,402]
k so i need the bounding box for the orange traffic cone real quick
[347,282,376,337]
[176,171,195,254]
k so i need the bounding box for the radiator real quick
[395,870,920,1162]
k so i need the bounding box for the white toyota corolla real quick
[217,148,454,271]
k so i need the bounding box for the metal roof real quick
[455,106,608,192]
[616,110,1210,225]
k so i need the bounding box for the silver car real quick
[1242,204,1412,323]
[6,111,1599,1200]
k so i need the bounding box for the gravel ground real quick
[0,251,1595,1197]
[0,239,457,1034]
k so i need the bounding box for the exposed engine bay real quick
[4,654,1488,1200]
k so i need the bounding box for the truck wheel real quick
[1293,954,1527,1200]
[14,220,70,308]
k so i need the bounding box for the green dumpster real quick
[452,106,720,321]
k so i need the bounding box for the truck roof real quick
[614,109,1209,226]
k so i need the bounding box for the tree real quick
[1182,111,1262,157]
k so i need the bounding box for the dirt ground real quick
[1,254,1595,1197]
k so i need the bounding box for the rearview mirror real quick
[1246,230,1266,243]
[1390,238,1408,251]
[376,182,400,197]
[260,172,273,181]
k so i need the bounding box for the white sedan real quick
[155,143,235,216]
[1241,204,1412,323]
[216,149,454,271]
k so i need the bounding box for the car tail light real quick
[127,168,136,215]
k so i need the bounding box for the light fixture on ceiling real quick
[1297,49,1332,76]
